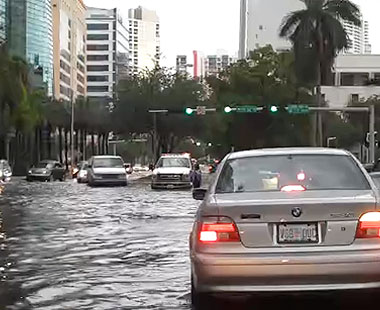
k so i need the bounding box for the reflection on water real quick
[0,179,197,309]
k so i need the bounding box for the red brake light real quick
[357,212,380,238]
[280,185,306,192]
[199,217,240,243]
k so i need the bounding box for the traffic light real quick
[270,105,279,113]
[224,106,233,113]
[185,107,194,115]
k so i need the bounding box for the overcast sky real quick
[84,0,380,68]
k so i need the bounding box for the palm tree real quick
[279,0,361,146]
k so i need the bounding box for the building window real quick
[87,75,109,82]
[60,72,70,85]
[87,86,109,92]
[77,62,85,74]
[87,65,109,72]
[87,54,109,61]
[68,30,71,39]
[68,19,72,28]
[87,44,109,51]
[60,60,70,74]
[134,21,138,27]
[77,85,85,94]
[351,94,359,103]
[87,23,109,30]
[87,34,109,41]
[77,73,85,84]
[134,29,138,35]
[60,85,71,97]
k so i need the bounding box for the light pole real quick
[70,90,75,171]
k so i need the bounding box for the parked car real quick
[0,159,12,182]
[27,160,66,182]
[190,148,380,307]
[151,153,192,189]
[77,162,89,184]
[87,156,127,187]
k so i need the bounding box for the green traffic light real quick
[224,106,232,113]
[185,107,194,115]
[270,105,279,113]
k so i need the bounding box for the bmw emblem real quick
[291,207,303,218]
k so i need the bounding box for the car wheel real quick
[60,175,65,182]
[191,277,213,309]
[77,178,82,184]
[48,174,54,182]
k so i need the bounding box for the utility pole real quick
[70,91,75,171]
[309,106,376,164]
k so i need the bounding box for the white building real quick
[322,54,380,108]
[86,7,130,100]
[205,54,236,76]
[128,6,160,75]
[239,0,304,56]
[343,17,371,54]
[239,0,370,57]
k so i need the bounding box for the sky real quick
[84,0,380,68]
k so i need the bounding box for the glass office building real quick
[8,0,53,95]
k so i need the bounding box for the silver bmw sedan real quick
[190,148,380,307]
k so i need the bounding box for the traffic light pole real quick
[309,106,375,164]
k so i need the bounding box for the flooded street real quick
[0,177,196,309]
[0,177,377,310]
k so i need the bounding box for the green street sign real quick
[236,105,259,113]
[287,104,310,114]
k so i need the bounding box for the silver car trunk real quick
[213,190,376,248]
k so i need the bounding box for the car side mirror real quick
[193,188,207,201]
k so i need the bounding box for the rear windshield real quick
[216,155,370,193]
[156,158,191,168]
[93,158,123,168]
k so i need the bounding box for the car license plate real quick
[278,223,318,244]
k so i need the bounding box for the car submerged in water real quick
[27,160,66,182]
[151,154,193,189]
[190,148,380,307]
[87,156,127,187]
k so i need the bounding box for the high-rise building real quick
[240,0,371,57]
[205,54,236,76]
[240,0,304,55]
[128,6,160,75]
[52,0,87,101]
[238,0,248,59]
[176,55,188,74]
[343,16,371,54]
[86,7,130,100]
[193,50,206,80]
[8,0,54,95]
[0,0,7,44]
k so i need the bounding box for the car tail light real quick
[356,212,380,238]
[199,217,240,242]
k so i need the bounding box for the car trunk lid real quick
[214,190,376,248]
